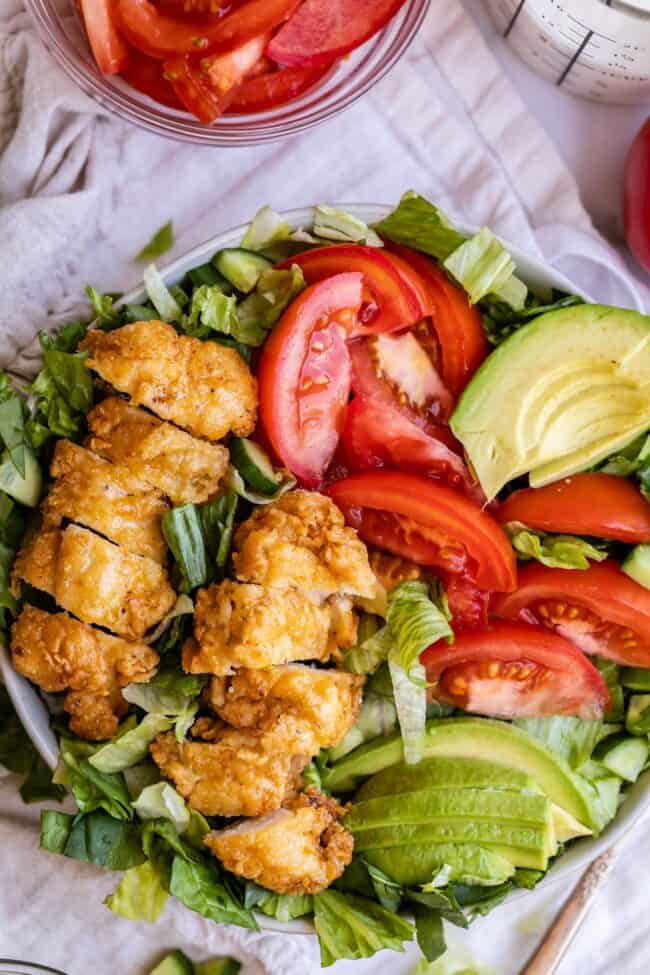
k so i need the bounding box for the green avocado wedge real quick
[450,304,650,500]
[355,757,540,802]
[324,718,598,831]
[364,843,516,887]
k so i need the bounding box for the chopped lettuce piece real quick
[147,594,194,646]
[86,286,122,326]
[480,292,583,346]
[363,860,402,913]
[313,889,414,967]
[122,670,207,743]
[169,856,258,930]
[41,809,144,870]
[58,738,132,820]
[373,191,465,261]
[389,653,427,764]
[235,265,305,342]
[90,715,174,774]
[514,716,602,768]
[0,377,27,476]
[313,205,383,247]
[106,860,169,921]
[343,615,392,675]
[412,903,446,964]
[143,263,183,323]
[133,782,190,832]
[30,330,94,440]
[163,504,208,592]
[444,228,525,308]
[198,490,238,577]
[328,693,397,761]
[599,433,650,502]
[387,581,454,674]
[505,524,608,570]
[241,205,292,251]
[244,882,313,921]
[224,464,295,505]
[185,285,241,340]
[136,221,174,262]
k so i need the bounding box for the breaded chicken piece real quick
[80,321,257,441]
[12,525,175,639]
[205,787,353,894]
[184,581,356,676]
[86,397,228,504]
[42,441,168,563]
[207,665,365,749]
[150,715,312,816]
[369,549,424,592]
[11,606,158,740]
[233,490,376,600]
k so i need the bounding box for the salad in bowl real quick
[1,193,650,968]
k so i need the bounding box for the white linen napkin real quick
[1,0,650,972]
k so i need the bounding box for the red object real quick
[498,473,650,544]
[421,621,610,720]
[283,244,428,336]
[267,0,410,66]
[492,560,650,667]
[385,243,488,397]
[326,470,517,592]
[445,576,489,629]
[226,63,330,113]
[623,118,650,274]
[80,0,130,74]
[116,0,299,58]
[258,273,363,488]
[164,34,268,122]
[122,51,183,107]
[342,395,481,499]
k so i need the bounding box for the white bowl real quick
[2,204,649,936]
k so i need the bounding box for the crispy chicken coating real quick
[80,322,257,441]
[184,581,356,676]
[86,397,228,504]
[369,549,424,592]
[150,715,312,816]
[42,440,169,563]
[233,490,376,600]
[207,665,365,749]
[11,606,158,739]
[205,787,353,895]
[12,525,175,639]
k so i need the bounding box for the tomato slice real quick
[421,621,610,720]
[349,332,452,424]
[445,576,489,629]
[258,273,362,488]
[225,63,330,113]
[498,473,650,544]
[164,34,268,122]
[342,395,482,500]
[385,243,488,397]
[80,0,130,74]
[283,245,428,337]
[116,0,299,58]
[122,51,183,108]
[624,119,650,275]
[266,0,409,67]
[326,471,517,592]
[491,561,650,667]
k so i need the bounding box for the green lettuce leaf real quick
[30,330,94,440]
[122,669,207,743]
[170,856,258,930]
[514,716,603,768]
[224,465,296,505]
[443,228,526,308]
[599,433,650,502]
[86,286,123,326]
[133,782,190,833]
[41,809,145,869]
[198,490,238,577]
[313,205,383,247]
[136,221,174,262]
[412,903,446,964]
[362,860,402,913]
[313,889,414,967]
[328,692,397,761]
[58,738,132,819]
[106,860,169,921]
[163,504,208,592]
[0,687,65,802]
[388,652,427,764]
[147,594,194,648]
[480,292,584,346]
[387,581,454,674]
[241,205,292,251]
[342,615,393,675]
[244,882,313,921]
[373,192,465,261]
[0,376,27,476]
[89,715,174,774]
[144,263,183,323]
[184,286,243,341]
[505,525,608,570]
[235,265,305,343]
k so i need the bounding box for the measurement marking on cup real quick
[557,29,593,85]
[503,0,526,37]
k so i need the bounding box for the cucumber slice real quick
[213,248,273,293]
[594,733,649,782]
[230,438,281,495]
[621,667,650,691]
[622,544,650,590]
[626,694,650,735]
[187,262,233,291]
[0,446,42,507]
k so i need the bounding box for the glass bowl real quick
[24,0,431,145]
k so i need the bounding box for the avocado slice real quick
[551,803,593,843]
[325,717,598,831]
[622,545,650,590]
[450,304,650,500]
[355,756,539,802]
[364,843,516,887]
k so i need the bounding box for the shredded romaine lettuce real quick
[89,715,174,774]
[235,265,305,341]
[598,432,650,502]
[136,221,174,262]
[105,860,169,921]
[241,205,292,252]
[373,191,465,261]
[133,781,190,832]
[313,889,414,967]
[143,263,183,323]
[505,524,608,570]
[313,205,383,247]
[443,228,525,308]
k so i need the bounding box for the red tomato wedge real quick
[349,333,453,424]
[445,575,489,629]
[258,273,362,488]
[282,245,428,337]
[164,35,269,122]
[80,0,130,74]
[421,622,610,720]
[225,64,330,113]
[326,471,517,592]
[267,0,410,67]
[623,119,650,274]
[385,243,488,397]
[116,0,299,58]
[342,395,482,500]
[123,51,184,108]
[491,561,650,667]
[498,473,650,544]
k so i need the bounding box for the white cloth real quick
[1,0,650,972]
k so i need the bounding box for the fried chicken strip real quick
[42,440,168,563]
[11,606,158,739]
[207,665,365,749]
[80,321,257,441]
[205,788,353,894]
[12,525,175,639]
[86,397,228,504]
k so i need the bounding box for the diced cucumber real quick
[594,733,649,782]
[0,446,42,507]
[622,544,650,590]
[622,667,650,691]
[213,248,273,293]
[149,950,194,975]
[230,438,281,495]
[626,694,650,735]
